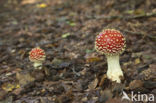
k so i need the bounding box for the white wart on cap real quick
[95,29,126,55]
[29,47,46,69]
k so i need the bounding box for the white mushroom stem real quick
[33,62,42,69]
[106,55,123,83]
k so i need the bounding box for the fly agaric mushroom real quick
[29,47,46,69]
[95,29,126,83]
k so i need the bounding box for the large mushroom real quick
[29,47,46,69]
[95,29,126,83]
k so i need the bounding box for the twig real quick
[126,12,156,19]
[123,30,156,40]
[95,12,156,20]
[95,15,122,20]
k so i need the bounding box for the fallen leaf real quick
[85,53,102,63]
[134,9,145,15]
[106,98,125,103]
[62,33,71,38]
[0,90,8,100]
[125,9,145,15]
[51,58,63,67]
[81,97,87,102]
[123,61,132,66]
[99,89,113,103]
[139,64,156,80]
[125,10,134,14]
[21,0,37,5]
[88,78,98,89]
[0,96,13,103]
[37,3,47,8]
[129,80,143,90]
[99,74,107,87]
[86,57,101,63]
[40,97,50,103]
[1,82,20,92]
[135,58,141,64]
[144,81,156,89]
[80,68,87,75]
[66,21,76,26]
[12,87,23,95]
[132,52,142,57]
[16,72,35,86]
[85,49,95,53]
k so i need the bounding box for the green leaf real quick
[62,33,71,38]
[66,21,76,26]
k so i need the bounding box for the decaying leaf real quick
[12,87,23,95]
[16,72,35,86]
[139,64,156,80]
[66,21,76,26]
[0,96,13,103]
[99,89,113,103]
[1,82,20,92]
[135,58,141,64]
[125,9,145,15]
[85,53,102,63]
[99,74,107,87]
[106,98,125,103]
[0,90,8,100]
[21,0,37,5]
[52,58,63,66]
[80,68,87,75]
[88,78,98,89]
[86,57,102,63]
[129,80,143,90]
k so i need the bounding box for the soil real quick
[0,0,156,103]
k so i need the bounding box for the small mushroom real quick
[95,29,126,83]
[29,47,46,69]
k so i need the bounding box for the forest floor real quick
[0,0,156,103]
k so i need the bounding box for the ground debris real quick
[0,0,155,102]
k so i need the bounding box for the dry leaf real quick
[99,74,107,86]
[86,57,101,63]
[85,53,102,63]
[81,97,88,102]
[1,83,20,92]
[21,0,37,5]
[100,89,113,102]
[135,58,141,64]
[80,68,87,75]
[129,80,143,90]
[16,72,35,86]
[140,64,156,80]
[12,87,23,95]
[106,98,124,103]
[37,3,47,8]
[0,90,7,100]
[88,78,98,89]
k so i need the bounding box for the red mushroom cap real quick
[95,29,126,55]
[29,47,46,62]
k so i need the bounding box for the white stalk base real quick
[106,55,123,83]
[33,62,42,70]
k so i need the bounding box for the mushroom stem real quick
[106,55,123,83]
[33,62,42,69]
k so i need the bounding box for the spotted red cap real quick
[95,29,126,55]
[29,47,46,62]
